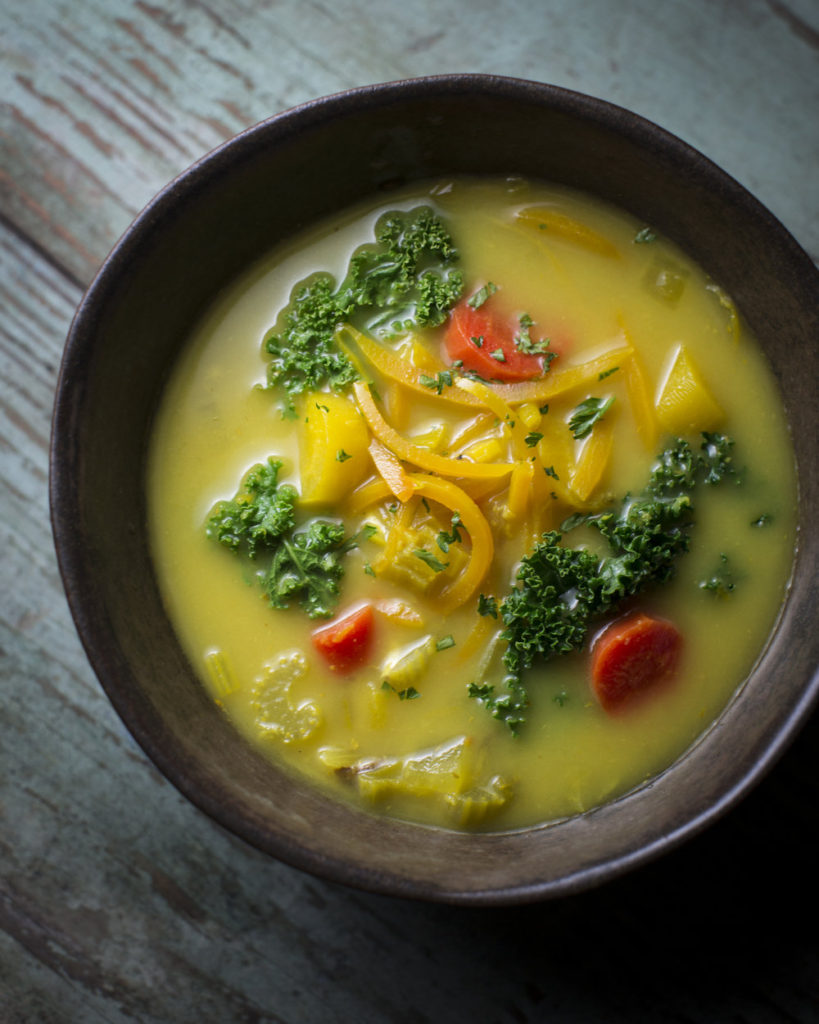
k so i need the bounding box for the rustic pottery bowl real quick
[50,74,819,904]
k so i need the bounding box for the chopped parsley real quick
[598,366,619,381]
[382,681,421,700]
[478,594,498,619]
[543,465,559,480]
[437,512,463,553]
[751,513,773,528]
[336,449,352,462]
[514,313,556,366]
[467,281,498,309]
[436,635,456,651]
[414,548,449,572]
[525,431,543,448]
[633,227,657,244]
[568,395,616,439]
[490,348,506,362]
[419,370,454,394]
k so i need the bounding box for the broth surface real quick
[148,178,796,830]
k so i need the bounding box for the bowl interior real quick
[51,75,819,904]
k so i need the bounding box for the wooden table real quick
[2,2,817,1020]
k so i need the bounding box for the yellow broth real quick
[147,178,796,830]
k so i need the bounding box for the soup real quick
[147,178,796,830]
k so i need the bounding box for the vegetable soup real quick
[147,177,796,830]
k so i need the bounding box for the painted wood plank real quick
[1,0,817,289]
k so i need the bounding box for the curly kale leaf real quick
[206,458,298,558]
[264,207,463,409]
[501,535,603,679]
[264,275,359,411]
[475,433,735,733]
[207,464,372,619]
[262,521,349,619]
[342,207,463,327]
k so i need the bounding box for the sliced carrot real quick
[444,301,546,381]
[591,612,681,713]
[312,604,375,673]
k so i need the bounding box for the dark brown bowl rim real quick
[50,73,819,904]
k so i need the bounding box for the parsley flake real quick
[568,395,616,439]
[467,282,498,309]
[414,549,449,572]
[420,370,454,394]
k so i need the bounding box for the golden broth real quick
[147,178,796,831]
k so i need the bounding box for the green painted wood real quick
[2,0,817,287]
[1,0,817,1020]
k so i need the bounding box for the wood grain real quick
[1,0,817,1020]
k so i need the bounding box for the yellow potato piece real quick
[656,345,724,435]
[299,392,370,504]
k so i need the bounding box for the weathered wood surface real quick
[1,1,817,1021]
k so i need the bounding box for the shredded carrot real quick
[338,325,483,408]
[569,418,614,501]
[491,345,633,405]
[516,207,621,258]
[408,474,494,612]
[368,439,414,502]
[353,381,514,482]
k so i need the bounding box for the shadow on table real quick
[364,707,819,1020]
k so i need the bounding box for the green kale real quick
[262,520,349,619]
[206,458,297,558]
[264,207,463,411]
[208,463,373,619]
[472,432,736,733]
[341,207,462,327]
[467,678,529,736]
[699,552,736,595]
[264,275,360,412]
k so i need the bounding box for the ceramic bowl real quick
[50,74,819,904]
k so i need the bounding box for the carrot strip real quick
[491,345,633,405]
[569,418,614,501]
[368,439,414,502]
[408,474,494,612]
[516,207,621,258]
[353,381,514,482]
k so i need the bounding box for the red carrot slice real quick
[312,603,375,673]
[444,301,545,381]
[591,612,681,713]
